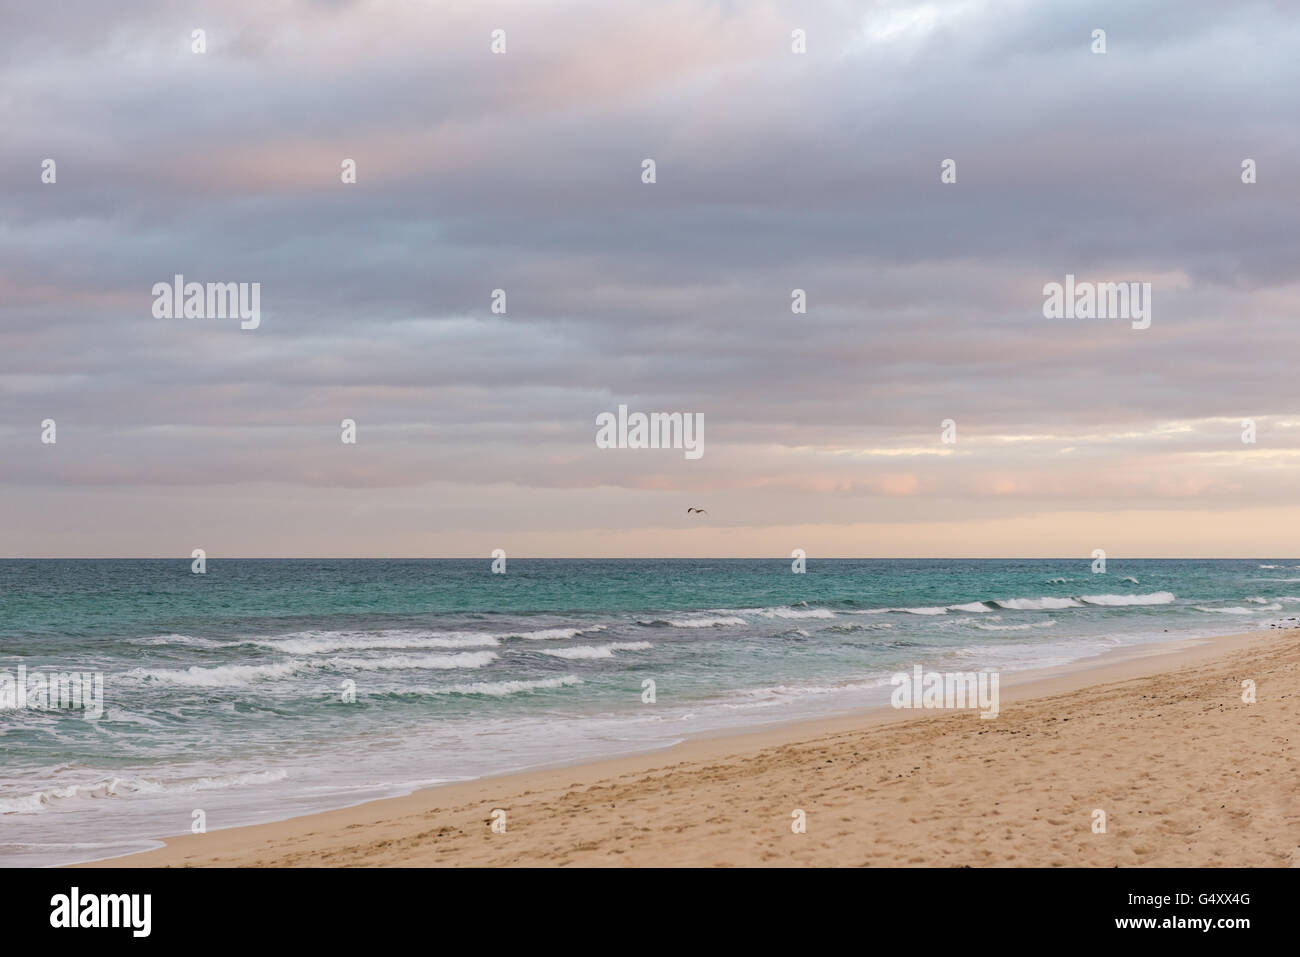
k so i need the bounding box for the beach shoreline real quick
[80,624,1299,867]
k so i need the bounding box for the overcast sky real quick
[2,0,1299,557]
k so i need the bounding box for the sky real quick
[2,0,1299,558]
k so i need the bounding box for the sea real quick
[2,558,1297,866]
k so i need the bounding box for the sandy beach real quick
[81,626,1298,868]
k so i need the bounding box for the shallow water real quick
[2,558,1295,865]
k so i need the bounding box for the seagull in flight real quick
[686,507,707,514]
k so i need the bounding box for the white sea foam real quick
[0,769,289,814]
[1078,591,1174,606]
[720,675,895,704]
[856,593,1176,614]
[329,651,498,671]
[534,642,652,659]
[994,596,1084,610]
[126,661,309,687]
[128,633,229,648]
[666,616,747,628]
[262,631,502,654]
[756,607,836,619]
[854,605,956,615]
[947,601,994,613]
[510,626,608,641]
[428,676,583,696]
[1195,604,1281,614]
[973,619,1058,631]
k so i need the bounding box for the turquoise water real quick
[2,558,1297,865]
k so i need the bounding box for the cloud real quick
[2,0,1298,554]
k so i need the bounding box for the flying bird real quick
[686,507,707,514]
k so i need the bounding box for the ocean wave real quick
[253,626,608,653]
[756,607,836,619]
[1078,591,1175,606]
[127,633,230,648]
[134,648,502,683]
[1195,604,1281,614]
[993,596,1083,610]
[720,675,894,704]
[973,619,1058,631]
[0,769,288,815]
[126,661,309,687]
[329,651,498,671]
[856,591,1178,615]
[425,676,583,697]
[261,630,502,654]
[665,616,747,628]
[853,605,965,615]
[947,601,994,613]
[534,642,652,659]
[509,626,608,641]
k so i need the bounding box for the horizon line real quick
[3,556,1297,562]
